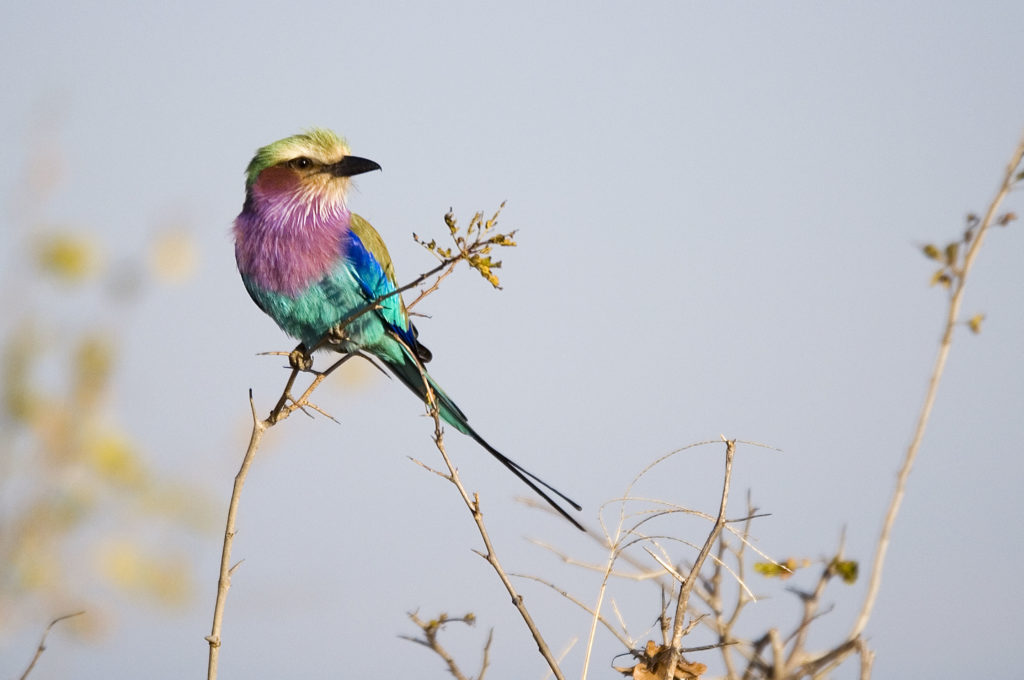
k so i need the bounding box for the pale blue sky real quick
[2,2,1022,678]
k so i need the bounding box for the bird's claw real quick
[288,348,313,371]
[325,325,349,346]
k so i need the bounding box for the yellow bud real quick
[754,560,797,578]
[944,242,959,265]
[831,559,859,584]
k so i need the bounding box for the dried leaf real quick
[929,269,952,288]
[944,242,959,266]
[614,641,707,679]
[754,557,805,579]
[830,558,859,584]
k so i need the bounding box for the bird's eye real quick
[290,157,313,169]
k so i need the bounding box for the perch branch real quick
[206,213,511,680]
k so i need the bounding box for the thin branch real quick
[581,530,626,680]
[672,439,735,647]
[529,538,665,581]
[422,396,568,680]
[534,448,769,680]
[406,259,460,310]
[479,627,494,680]
[768,628,784,680]
[646,535,755,602]
[790,638,859,679]
[849,127,1024,640]
[511,572,636,650]
[728,505,756,622]
[401,611,479,680]
[206,391,265,679]
[785,533,846,668]
[549,637,579,680]
[706,536,727,652]
[857,639,875,680]
[663,438,735,679]
[307,253,468,355]
[18,611,85,680]
[397,334,566,678]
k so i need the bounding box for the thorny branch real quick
[412,360,570,680]
[850,127,1024,642]
[205,207,516,680]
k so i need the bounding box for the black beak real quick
[327,155,382,177]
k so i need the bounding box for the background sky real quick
[2,1,1022,678]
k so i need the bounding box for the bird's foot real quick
[288,346,314,371]
[324,325,350,347]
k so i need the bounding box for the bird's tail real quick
[382,334,584,531]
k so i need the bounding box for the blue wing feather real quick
[342,229,418,350]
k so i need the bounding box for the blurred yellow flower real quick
[74,334,114,406]
[99,541,191,605]
[149,227,197,284]
[36,232,102,282]
[87,429,144,486]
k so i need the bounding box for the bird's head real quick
[243,128,381,207]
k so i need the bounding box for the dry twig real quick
[401,611,492,680]
[18,611,85,680]
[660,438,735,679]
[417,374,569,680]
[850,127,1024,641]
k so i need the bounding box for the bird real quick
[233,128,583,530]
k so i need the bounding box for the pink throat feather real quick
[234,178,350,296]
